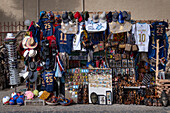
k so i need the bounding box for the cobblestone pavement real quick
[0,85,170,113]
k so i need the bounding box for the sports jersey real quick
[29,23,40,42]
[132,23,150,52]
[54,25,74,54]
[42,70,55,92]
[37,17,54,37]
[152,21,168,40]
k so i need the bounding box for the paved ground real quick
[0,85,170,113]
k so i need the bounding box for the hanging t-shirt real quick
[85,18,107,32]
[73,22,84,51]
[37,17,54,37]
[55,25,74,54]
[42,70,55,92]
[151,21,168,40]
[132,23,150,52]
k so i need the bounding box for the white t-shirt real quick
[132,23,150,52]
[73,22,86,51]
[85,18,107,32]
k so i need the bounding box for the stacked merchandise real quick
[5,33,20,86]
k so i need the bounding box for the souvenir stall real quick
[2,10,170,107]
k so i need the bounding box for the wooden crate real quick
[24,98,45,106]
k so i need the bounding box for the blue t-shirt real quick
[43,70,55,92]
[55,25,74,54]
[152,21,168,40]
[29,24,40,42]
[37,17,54,37]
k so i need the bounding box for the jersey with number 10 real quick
[132,23,150,52]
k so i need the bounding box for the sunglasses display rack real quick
[5,38,20,85]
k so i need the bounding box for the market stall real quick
[2,10,169,107]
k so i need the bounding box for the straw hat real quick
[26,37,38,49]
[22,36,30,49]
[28,50,37,58]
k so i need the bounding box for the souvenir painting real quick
[130,68,135,76]
[126,68,130,74]
[106,91,112,105]
[117,68,121,74]
[98,95,106,105]
[116,61,121,67]
[128,60,133,67]
[122,59,127,67]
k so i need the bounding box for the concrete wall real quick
[0,0,170,22]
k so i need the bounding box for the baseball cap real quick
[118,11,124,24]
[112,11,119,22]
[68,12,76,23]
[106,11,112,23]
[74,12,83,22]
[93,14,99,23]
[62,12,69,24]
[100,11,106,23]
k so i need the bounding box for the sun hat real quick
[93,14,99,23]
[28,71,38,83]
[2,96,10,105]
[118,11,124,24]
[22,36,30,49]
[112,11,119,22]
[106,11,112,23]
[100,11,106,23]
[11,92,17,98]
[68,12,76,23]
[125,13,131,21]
[38,91,44,97]
[23,50,29,57]
[9,98,15,105]
[33,90,39,97]
[122,11,128,19]
[84,11,89,21]
[13,95,18,100]
[62,12,69,24]
[74,12,83,22]
[16,97,24,106]
[28,50,37,58]
[25,91,34,100]
[46,58,50,70]
[26,37,38,49]
[29,62,38,72]
[6,33,15,39]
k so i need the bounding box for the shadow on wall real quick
[0,0,23,22]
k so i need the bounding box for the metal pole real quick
[23,0,24,21]
[37,0,40,20]
[82,0,85,12]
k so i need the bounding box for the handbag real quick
[98,41,104,51]
[132,44,138,51]
[125,44,131,51]
[119,44,125,49]
[111,41,119,47]
[93,44,99,52]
